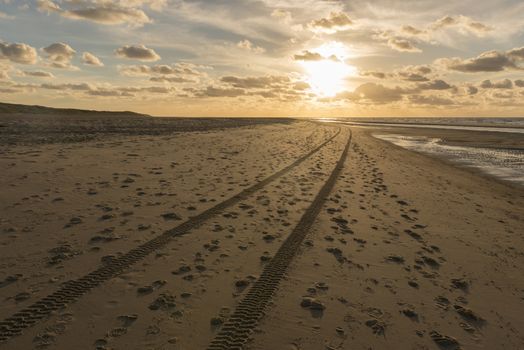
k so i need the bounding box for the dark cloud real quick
[220,75,290,89]
[480,79,513,89]
[442,48,523,72]
[118,64,204,80]
[23,70,54,78]
[360,71,388,79]
[310,12,352,31]
[336,83,408,104]
[515,79,524,87]
[466,86,479,95]
[115,45,161,61]
[401,25,425,36]
[150,77,194,83]
[37,0,151,26]
[40,82,92,90]
[42,42,76,68]
[387,38,421,53]
[508,47,524,60]
[0,41,38,64]
[431,15,492,34]
[87,90,124,97]
[197,86,246,97]
[418,79,452,90]
[0,87,18,93]
[409,95,455,105]
[398,72,429,82]
[293,50,323,61]
[37,80,173,98]
[432,15,458,29]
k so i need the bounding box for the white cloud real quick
[237,40,266,54]
[82,52,104,66]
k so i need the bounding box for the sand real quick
[0,118,523,350]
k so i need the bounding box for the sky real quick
[0,0,523,117]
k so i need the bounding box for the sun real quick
[300,42,356,97]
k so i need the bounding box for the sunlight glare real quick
[301,42,356,97]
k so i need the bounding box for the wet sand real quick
[0,118,523,350]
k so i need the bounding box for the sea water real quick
[373,134,524,186]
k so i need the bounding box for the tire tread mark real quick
[207,129,352,350]
[0,127,341,344]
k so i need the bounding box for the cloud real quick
[40,82,92,91]
[42,42,76,69]
[387,38,421,53]
[400,25,425,36]
[0,88,18,93]
[271,9,292,22]
[37,0,151,27]
[293,50,323,61]
[354,83,407,103]
[118,63,203,77]
[115,45,161,61]
[432,15,459,29]
[36,0,61,13]
[82,52,104,66]
[149,76,194,83]
[398,72,428,82]
[0,41,38,64]
[409,95,455,106]
[310,12,352,32]
[515,79,524,88]
[335,83,408,104]
[0,65,9,80]
[35,80,174,98]
[87,89,124,97]
[492,91,513,99]
[360,71,388,79]
[417,79,452,90]
[63,6,151,26]
[466,86,479,95]
[480,79,513,89]
[508,47,524,60]
[23,70,54,78]
[220,75,291,89]
[186,74,310,101]
[42,42,75,57]
[197,86,246,98]
[237,39,265,54]
[440,49,522,72]
[431,15,493,35]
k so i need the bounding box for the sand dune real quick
[0,118,523,349]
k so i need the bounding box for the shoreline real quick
[370,130,524,193]
[343,124,524,190]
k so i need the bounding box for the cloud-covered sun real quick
[300,42,356,97]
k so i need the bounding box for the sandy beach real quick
[1,117,523,350]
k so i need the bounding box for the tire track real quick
[207,129,352,350]
[0,127,341,344]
